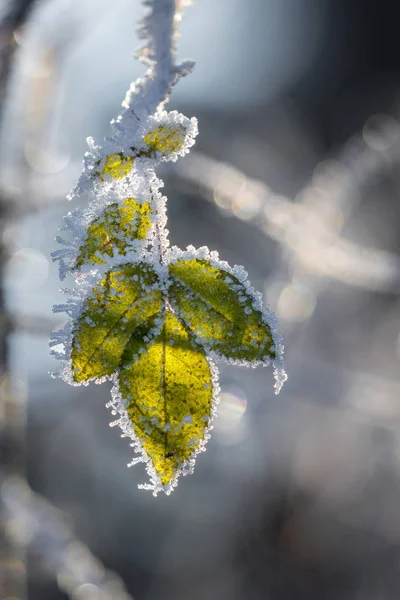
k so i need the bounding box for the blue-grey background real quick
[2,1,400,599]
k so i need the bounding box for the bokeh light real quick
[214,386,248,446]
[5,248,49,292]
[277,283,316,322]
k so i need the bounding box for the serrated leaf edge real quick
[167,245,287,393]
[106,351,220,496]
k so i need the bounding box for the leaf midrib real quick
[76,290,158,372]
[170,279,248,339]
[161,316,168,455]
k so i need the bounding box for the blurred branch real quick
[11,311,64,336]
[167,149,400,293]
[0,4,39,600]
[0,0,37,125]
[1,476,134,600]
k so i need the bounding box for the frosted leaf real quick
[119,312,213,486]
[169,258,276,362]
[74,198,152,270]
[71,263,163,383]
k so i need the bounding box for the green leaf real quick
[119,312,213,486]
[95,153,134,181]
[71,263,162,383]
[143,125,185,155]
[169,258,275,361]
[75,199,152,269]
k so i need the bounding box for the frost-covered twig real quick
[50,0,286,496]
[117,0,194,128]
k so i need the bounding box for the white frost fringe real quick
[105,358,221,497]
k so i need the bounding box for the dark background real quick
[3,1,400,599]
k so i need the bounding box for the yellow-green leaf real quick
[119,312,213,486]
[71,263,162,383]
[75,199,152,269]
[143,125,185,155]
[95,153,134,181]
[169,259,275,361]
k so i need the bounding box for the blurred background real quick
[2,0,400,598]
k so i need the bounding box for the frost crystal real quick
[50,0,286,496]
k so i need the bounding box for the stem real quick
[146,0,176,75]
[160,318,169,453]
[156,217,167,263]
[149,181,170,266]
[121,0,194,120]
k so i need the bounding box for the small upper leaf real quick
[119,312,213,485]
[71,263,162,383]
[169,259,275,361]
[75,198,152,270]
[143,125,185,155]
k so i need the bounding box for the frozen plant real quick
[50,0,287,496]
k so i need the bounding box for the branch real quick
[117,0,194,129]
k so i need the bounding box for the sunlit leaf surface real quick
[144,125,185,155]
[71,263,162,382]
[75,199,152,269]
[119,312,213,485]
[97,153,134,181]
[169,259,275,361]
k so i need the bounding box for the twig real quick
[117,0,194,126]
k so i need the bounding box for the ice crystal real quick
[50,0,287,495]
